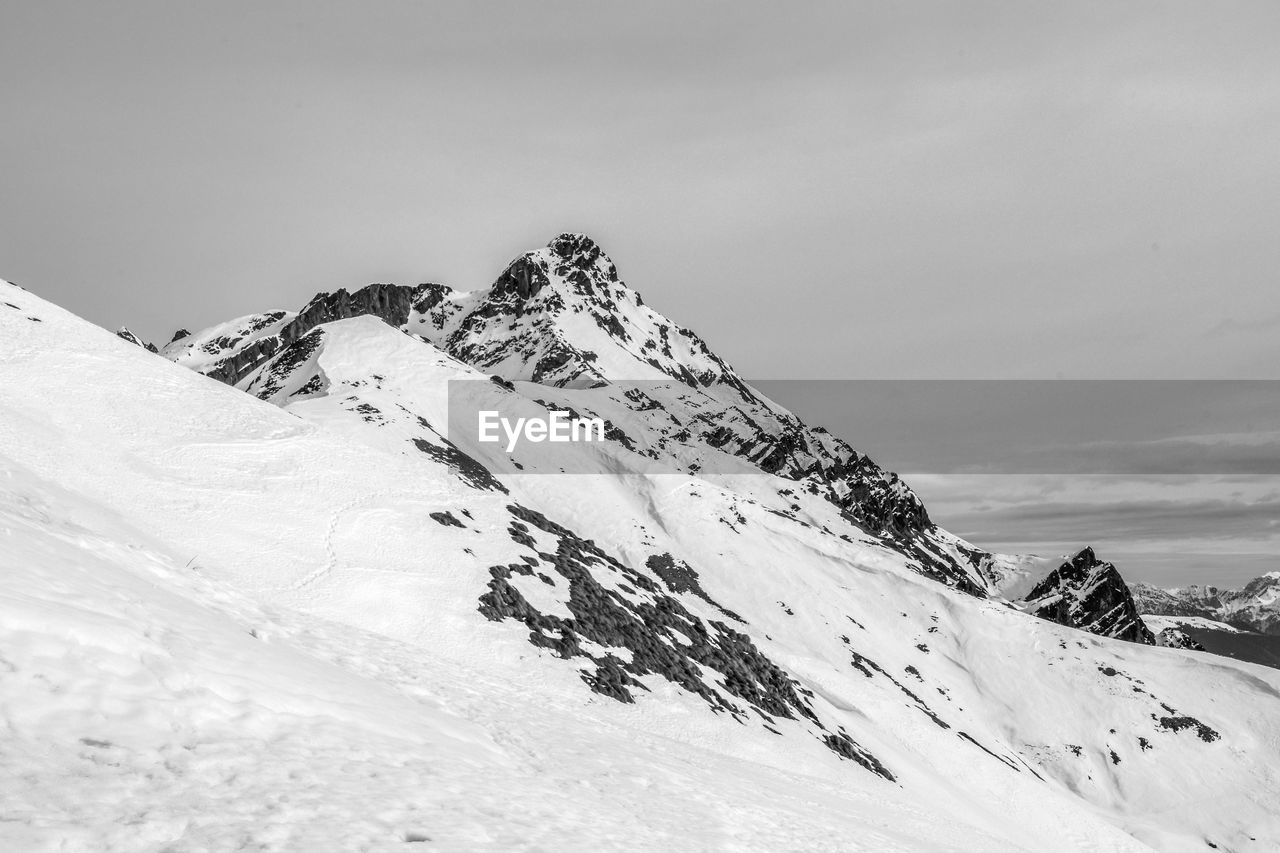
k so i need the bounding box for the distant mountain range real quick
[1130,573,1280,635]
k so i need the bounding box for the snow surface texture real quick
[3,248,1280,852]
[1143,616,1246,636]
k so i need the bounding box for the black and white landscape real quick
[4,235,1279,851]
[3,4,1280,852]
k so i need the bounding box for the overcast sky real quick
[2,1,1278,586]
[757,381,1280,587]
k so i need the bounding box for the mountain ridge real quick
[6,265,1280,850]
[1131,573,1280,635]
[147,233,1156,644]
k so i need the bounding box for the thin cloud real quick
[1204,312,1280,337]
[950,496,1280,545]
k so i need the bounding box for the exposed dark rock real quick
[429,511,466,528]
[248,328,325,400]
[410,437,508,494]
[280,283,438,347]
[208,336,279,385]
[1023,548,1156,645]
[1156,627,1206,651]
[849,651,950,729]
[478,503,892,779]
[192,284,452,388]
[1157,715,1220,742]
[200,312,291,384]
[116,328,158,353]
[491,256,552,302]
[957,731,1023,773]
[645,553,742,621]
[824,732,896,780]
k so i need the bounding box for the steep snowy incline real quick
[6,451,1041,853]
[12,271,1280,849]
[176,303,1280,851]
[4,278,1169,852]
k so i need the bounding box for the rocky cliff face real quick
[1022,548,1155,644]
[281,283,449,349]
[115,327,157,353]
[160,284,452,388]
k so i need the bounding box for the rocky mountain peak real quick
[548,231,601,260]
[1241,573,1280,595]
[116,327,158,353]
[144,235,951,558]
[1070,546,1097,567]
[483,233,629,317]
[546,232,620,284]
[489,255,552,302]
[1022,546,1155,644]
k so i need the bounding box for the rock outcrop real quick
[1023,548,1155,644]
[1155,627,1206,651]
[115,327,158,353]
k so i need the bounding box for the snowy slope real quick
[7,269,1280,851]
[1143,616,1246,635]
[160,310,296,383]
[4,280,1077,852]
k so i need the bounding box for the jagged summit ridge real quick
[1022,547,1155,644]
[145,234,1168,626]
[416,232,733,389]
[155,235,941,548]
[412,236,944,545]
[115,327,157,353]
[489,232,622,303]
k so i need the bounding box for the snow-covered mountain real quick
[1131,573,1280,635]
[6,240,1280,852]
[153,235,941,546]
[144,233,1153,640]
